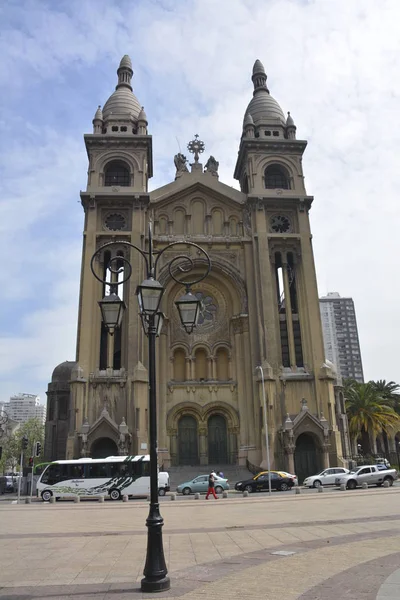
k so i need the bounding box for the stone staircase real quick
[167,464,254,491]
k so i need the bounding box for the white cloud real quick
[1,0,400,406]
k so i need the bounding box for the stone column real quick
[185,357,191,381]
[211,356,217,380]
[322,443,330,469]
[285,445,295,474]
[190,357,195,380]
[228,428,238,465]
[207,357,213,380]
[169,429,178,466]
[199,427,207,465]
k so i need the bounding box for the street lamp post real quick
[256,366,272,496]
[90,223,211,593]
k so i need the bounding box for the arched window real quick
[174,209,185,234]
[212,209,223,235]
[192,200,205,234]
[194,348,207,380]
[264,164,290,189]
[104,161,131,186]
[216,348,229,380]
[158,216,168,235]
[229,217,238,236]
[173,349,186,381]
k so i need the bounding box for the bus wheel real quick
[109,488,121,501]
[41,490,52,502]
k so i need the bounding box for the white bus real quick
[37,455,151,501]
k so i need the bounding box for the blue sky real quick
[1,0,400,405]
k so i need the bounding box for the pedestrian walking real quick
[205,472,218,499]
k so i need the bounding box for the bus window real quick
[69,465,85,479]
[34,462,51,476]
[109,462,131,478]
[41,464,63,485]
[87,463,110,479]
[141,462,150,477]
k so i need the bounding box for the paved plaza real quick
[1,488,400,599]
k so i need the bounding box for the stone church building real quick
[45,55,350,482]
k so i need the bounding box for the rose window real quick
[195,292,217,325]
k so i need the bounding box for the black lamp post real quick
[90,223,211,593]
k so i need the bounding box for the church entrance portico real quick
[90,436,118,459]
[168,402,239,466]
[294,433,321,486]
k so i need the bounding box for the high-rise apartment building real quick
[3,393,46,425]
[319,293,364,383]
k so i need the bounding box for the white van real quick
[158,472,170,496]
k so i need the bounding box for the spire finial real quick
[252,59,269,94]
[116,55,133,92]
[187,134,205,164]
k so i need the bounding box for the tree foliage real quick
[0,418,44,474]
[344,380,400,453]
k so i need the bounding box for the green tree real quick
[18,418,45,466]
[370,380,400,412]
[370,380,400,454]
[1,432,21,475]
[345,382,400,454]
[0,418,45,474]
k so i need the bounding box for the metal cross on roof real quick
[187,134,205,163]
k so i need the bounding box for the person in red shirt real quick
[205,472,218,499]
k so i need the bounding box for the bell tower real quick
[234,60,346,480]
[66,55,152,459]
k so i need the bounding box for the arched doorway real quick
[178,416,199,465]
[91,437,118,459]
[208,414,228,464]
[294,433,320,484]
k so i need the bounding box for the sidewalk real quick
[1,488,400,598]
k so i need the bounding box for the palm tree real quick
[371,380,400,411]
[345,382,400,455]
[370,380,400,454]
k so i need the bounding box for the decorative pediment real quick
[292,407,325,433]
[150,175,246,209]
[88,405,120,437]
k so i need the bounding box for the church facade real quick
[45,56,350,482]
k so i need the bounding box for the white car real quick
[278,471,298,486]
[303,467,350,488]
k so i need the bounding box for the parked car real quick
[176,475,229,495]
[250,470,298,486]
[276,471,298,487]
[235,471,294,493]
[335,465,398,489]
[158,472,170,496]
[303,467,350,488]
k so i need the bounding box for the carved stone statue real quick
[243,206,252,235]
[174,153,189,177]
[204,155,219,176]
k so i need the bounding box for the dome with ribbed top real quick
[102,55,142,123]
[103,88,142,121]
[243,59,286,127]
